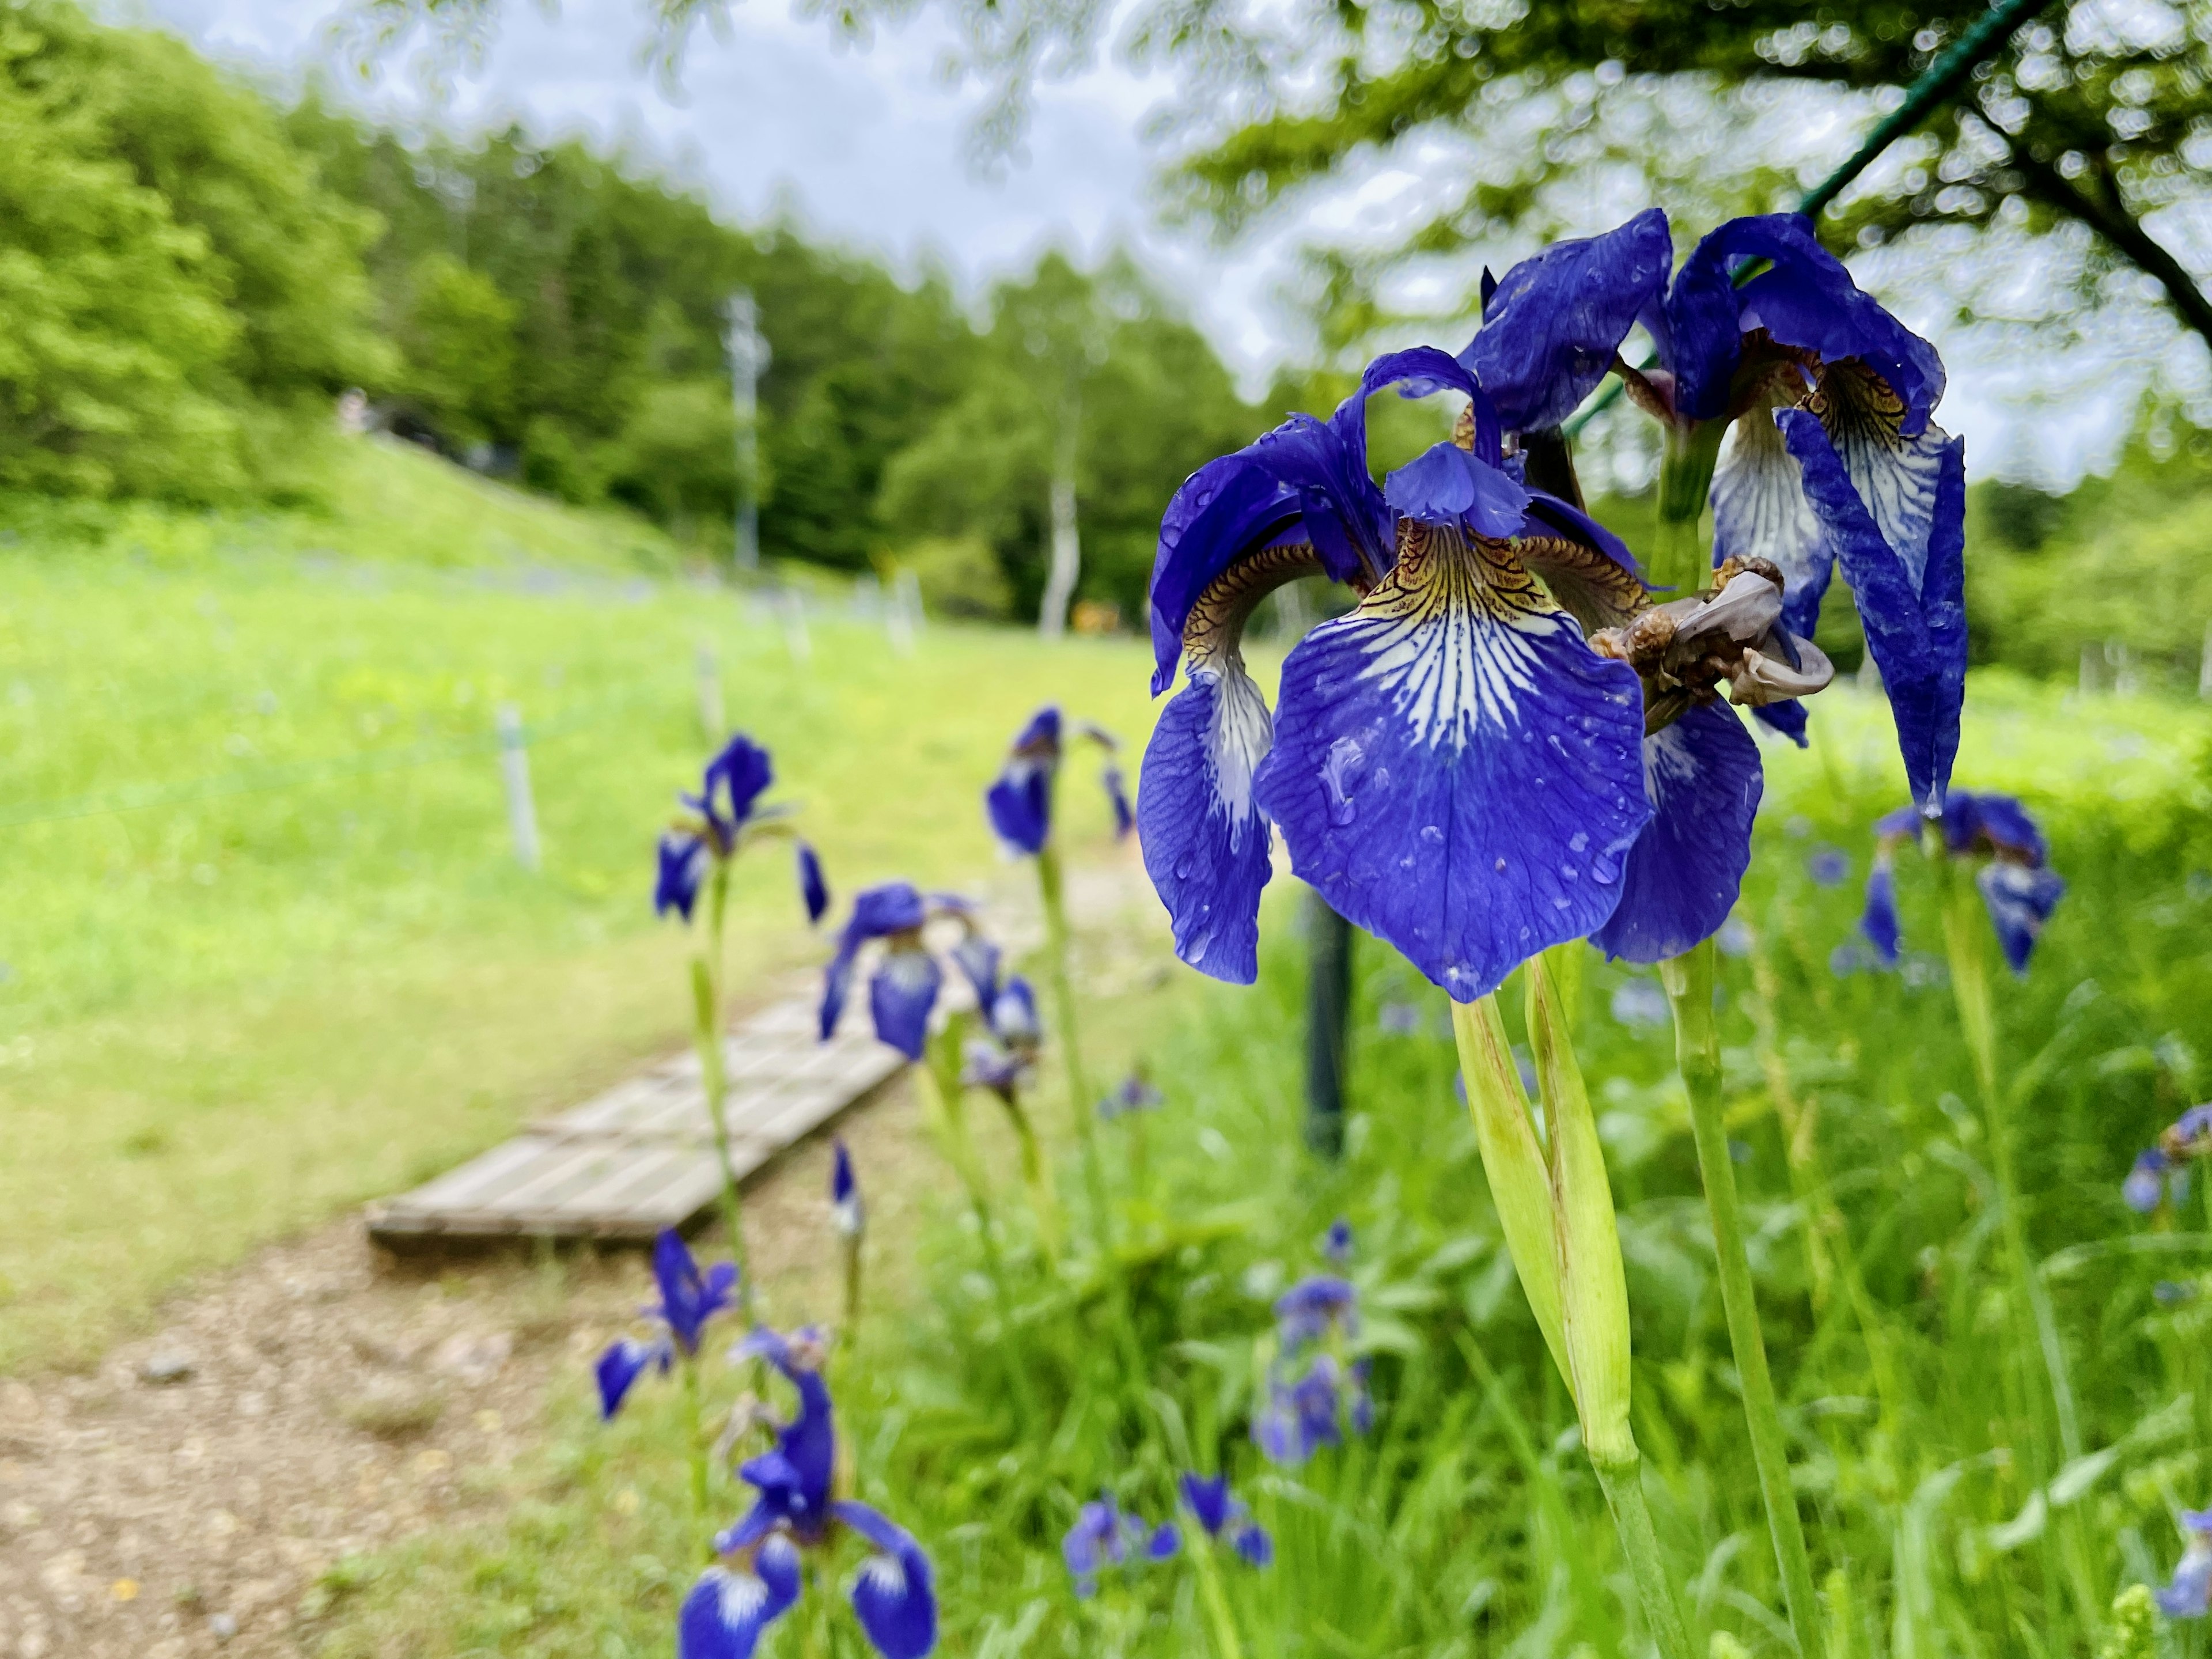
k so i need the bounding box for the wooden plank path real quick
[365,992,911,1248]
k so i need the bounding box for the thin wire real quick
[1560,0,2062,440]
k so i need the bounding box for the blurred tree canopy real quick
[0,0,387,499]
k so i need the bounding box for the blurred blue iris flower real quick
[831,1139,863,1239]
[679,1327,935,1659]
[1255,1268,1372,1465]
[1097,1071,1162,1119]
[1062,1491,1179,1597]
[1321,1218,1353,1265]
[797,842,831,926]
[2123,1105,2212,1214]
[1860,791,2065,976]
[595,1229,738,1419]
[986,707,1130,855]
[819,885,998,1061]
[1463,209,1965,808]
[2157,1510,2212,1618]
[1179,1472,1273,1567]
[657,734,789,923]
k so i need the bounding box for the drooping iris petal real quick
[1139,661,1276,983]
[949,933,1000,1010]
[594,1336,668,1419]
[1102,764,1134,839]
[833,1501,938,1659]
[1458,207,1673,433]
[1590,703,1763,964]
[1685,215,1945,433]
[1252,1391,1303,1465]
[1978,861,2066,976]
[1710,401,1832,638]
[1146,1523,1181,1560]
[2157,1541,2212,1618]
[820,884,930,1041]
[1752,699,1810,747]
[1778,407,1965,811]
[986,764,1053,854]
[796,841,830,925]
[866,946,941,1060]
[1951,791,2048,863]
[657,832,709,922]
[1861,853,1902,965]
[2124,1149,2169,1214]
[1253,524,1649,1002]
[990,976,1040,1046]
[1232,1523,1274,1568]
[678,1537,803,1659]
[1062,1497,1122,1590]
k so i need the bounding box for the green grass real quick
[304,673,2212,1658]
[0,436,1160,1370]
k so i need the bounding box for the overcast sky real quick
[120,0,2212,486]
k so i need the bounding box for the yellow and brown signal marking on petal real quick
[1180,539,1325,671]
[1516,535,1647,635]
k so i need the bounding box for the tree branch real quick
[2010,148,2212,357]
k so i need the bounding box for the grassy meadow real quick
[294,672,2212,1658]
[0,434,1156,1371]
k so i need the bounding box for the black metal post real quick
[1304,888,1354,1158]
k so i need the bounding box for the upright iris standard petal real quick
[691,735,777,847]
[653,1229,737,1354]
[1253,521,1650,1002]
[1978,862,2066,975]
[870,945,943,1061]
[1861,854,1902,965]
[796,842,830,925]
[1779,407,1966,810]
[594,1336,669,1419]
[1139,662,1277,982]
[1383,441,1530,540]
[679,1536,803,1659]
[833,1501,938,1659]
[1590,702,1763,963]
[819,884,929,1041]
[1459,207,1673,432]
[657,832,709,922]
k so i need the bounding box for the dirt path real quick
[0,1075,938,1659]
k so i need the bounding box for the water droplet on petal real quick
[1494,857,1507,873]
[1570,832,1589,853]
[1560,865,1578,880]
[1421,825,1444,844]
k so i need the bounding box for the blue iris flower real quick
[1859,791,2065,976]
[1143,346,1684,997]
[2125,1148,2173,1215]
[657,734,798,923]
[594,1229,739,1419]
[1321,1218,1353,1265]
[986,707,1130,855]
[1179,1472,1273,1567]
[1806,847,1850,887]
[797,841,831,926]
[1255,1266,1372,1465]
[1062,1491,1180,1597]
[1464,208,1964,810]
[831,1139,863,1239]
[819,885,1001,1061]
[1097,1071,1162,1119]
[2125,1104,2212,1213]
[681,1326,936,1659]
[2157,1510,2212,1618]
[1274,1274,1358,1346]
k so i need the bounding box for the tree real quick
[1165,2,2212,359]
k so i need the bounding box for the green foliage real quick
[0,1,385,499]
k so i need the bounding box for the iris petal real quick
[1179,1472,1232,1537]
[1861,853,1901,965]
[1711,405,1832,638]
[1384,440,1530,540]
[869,945,942,1061]
[1978,861,2065,976]
[1752,700,1810,746]
[1458,207,1674,433]
[834,1501,938,1659]
[1253,524,1649,1002]
[1778,408,1965,811]
[1590,702,1763,963]
[796,842,830,925]
[677,1539,802,1659]
[1138,664,1276,984]
[594,1337,668,1419]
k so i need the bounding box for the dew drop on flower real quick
[1421,825,1443,844]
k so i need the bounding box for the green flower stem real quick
[1590,1453,1694,1659]
[993,1089,1063,1264]
[1189,1532,1248,1659]
[1035,842,1112,1250]
[694,860,753,1317]
[679,1350,711,1554]
[914,1042,1040,1433]
[1661,940,1825,1659]
[1934,849,2083,1463]
[839,1232,863,1350]
[1649,419,1726,595]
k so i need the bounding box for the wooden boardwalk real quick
[364,994,907,1248]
